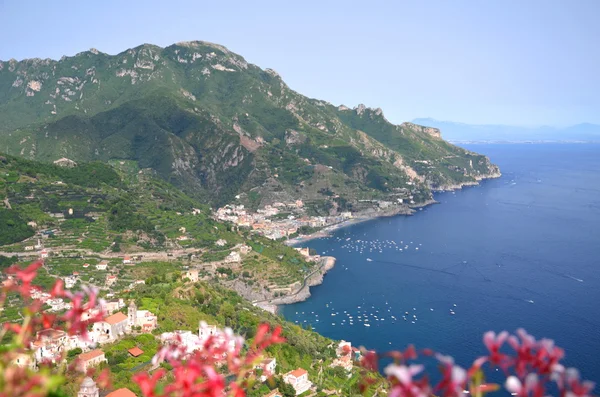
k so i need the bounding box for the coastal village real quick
[214,200,353,241]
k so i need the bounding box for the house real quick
[336,340,352,357]
[24,245,35,251]
[83,263,90,268]
[224,251,241,263]
[215,239,227,247]
[176,235,189,241]
[283,368,312,395]
[122,256,133,265]
[76,349,106,373]
[239,245,252,255]
[256,357,277,381]
[31,328,68,363]
[47,298,70,312]
[106,388,137,397]
[198,322,237,353]
[106,274,117,286]
[128,347,144,357]
[330,354,353,372]
[93,312,129,341]
[198,323,219,340]
[160,330,202,355]
[40,249,50,259]
[183,269,199,282]
[64,276,77,289]
[102,299,124,315]
[264,389,283,397]
[27,221,38,228]
[96,261,108,271]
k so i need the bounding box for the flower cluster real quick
[133,322,285,397]
[0,261,105,396]
[359,329,595,397]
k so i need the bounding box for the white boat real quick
[366,258,373,262]
[364,324,371,327]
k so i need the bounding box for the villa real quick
[283,368,312,395]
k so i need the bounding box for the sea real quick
[281,143,600,381]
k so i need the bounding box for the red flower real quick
[483,330,510,369]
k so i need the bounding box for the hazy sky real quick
[0,0,598,126]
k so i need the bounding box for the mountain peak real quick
[175,40,231,54]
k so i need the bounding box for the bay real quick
[281,144,600,380]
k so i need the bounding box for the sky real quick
[0,0,598,126]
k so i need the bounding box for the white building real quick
[224,251,241,264]
[78,377,99,397]
[93,312,129,342]
[283,368,312,395]
[256,357,277,381]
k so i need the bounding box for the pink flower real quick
[435,354,467,397]
[483,330,510,368]
[384,364,431,397]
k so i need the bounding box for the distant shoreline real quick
[284,200,437,247]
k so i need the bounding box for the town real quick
[214,200,353,241]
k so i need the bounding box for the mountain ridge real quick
[0,40,500,210]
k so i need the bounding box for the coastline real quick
[268,171,502,314]
[284,198,438,247]
[253,256,337,314]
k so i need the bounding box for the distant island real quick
[412,118,600,143]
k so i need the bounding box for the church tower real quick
[128,300,137,329]
[78,377,99,397]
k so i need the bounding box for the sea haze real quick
[281,143,600,380]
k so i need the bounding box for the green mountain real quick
[0,41,499,209]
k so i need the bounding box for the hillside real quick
[0,41,499,210]
[0,154,325,304]
[0,154,385,395]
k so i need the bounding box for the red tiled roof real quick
[104,312,128,325]
[128,347,144,357]
[78,349,104,362]
[106,388,137,397]
[289,368,307,378]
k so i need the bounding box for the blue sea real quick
[281,144,600,381]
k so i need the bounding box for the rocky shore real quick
[253,256,336,312]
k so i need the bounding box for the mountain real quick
[412,118,600,142]
[0,41,499,210]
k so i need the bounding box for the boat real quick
[366,258,373,262]
[364,324,371,327]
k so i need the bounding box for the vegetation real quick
[0,41,498,210]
